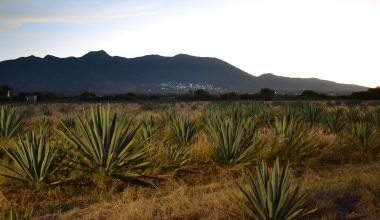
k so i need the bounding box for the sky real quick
[0,0,379,87]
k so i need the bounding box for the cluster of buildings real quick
[160,81,223,92]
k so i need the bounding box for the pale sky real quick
[0,0,379,87]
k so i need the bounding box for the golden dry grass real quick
[1,102,380,219]
[56,162,380,220]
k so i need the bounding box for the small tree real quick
[80,91,97,100]
[259,88,275,98]
[194,89,211,99]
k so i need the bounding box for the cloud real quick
[0,1,159,26]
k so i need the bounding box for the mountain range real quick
[0,50,367,94]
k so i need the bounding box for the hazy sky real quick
[0,0,379,87]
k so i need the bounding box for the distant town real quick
[160,81,224,92]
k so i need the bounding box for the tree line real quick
[1,84,379,102]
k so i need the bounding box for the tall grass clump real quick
[0,131,58,188]
[0,105,25,140]
[59,105,148,182]
[1,207,33,220]
[236,158,315,220]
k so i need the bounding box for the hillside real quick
[0,51,367,94]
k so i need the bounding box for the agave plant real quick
[302,104,324,128]
[0,105,25,140]
[164,107,177,122]
[163,145,190,168]
[256,108,275,127]
[283,105,300,121]
[138,115,160,143]
[205,115,257,165]
[345,108,361,123]
[236,158,315,220]
[284,132,319,162]
[59,105,148,179]
[0,131,58,187]
[372,109,380,129]
[226,103,245,123]
[246,103,262,118]
[170,115,196,146]
[325,110,345,134]
[37,116,52,132]
[274,114,299,142]
[352,122,373,149]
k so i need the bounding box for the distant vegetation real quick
[1,84,379,103]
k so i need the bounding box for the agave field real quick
[1,101,380,219]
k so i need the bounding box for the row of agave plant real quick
[0,103,379,219]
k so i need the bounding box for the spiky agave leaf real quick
[371,109,380,129]
[274,114,300,142]
[59,105,149,179]
[236,158,316,220]
[352,121,373,149]
[170,115,196,146]
[0,105,25,140]
[302,103,324,128]
[0,131,58,187]
[284,132,319,162]
[163,145,190,168]
[325,109,345,134]
[138,115,160,143]
[345,107,361,123]
[37,116,51,131]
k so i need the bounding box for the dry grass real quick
[56,162,380,220]
[1,102,380,219]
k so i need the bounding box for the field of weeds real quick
[1,101,380,219]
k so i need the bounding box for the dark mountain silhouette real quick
[0,50,367,94]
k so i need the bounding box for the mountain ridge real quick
[0,51,367,94]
